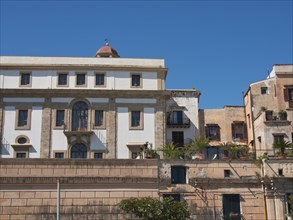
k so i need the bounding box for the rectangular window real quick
[261,87,268,95]
[224,169,231,178]
[131,74,141,87]
[16,152,27,158]
[171,166,187,184]
[284,87,293,108]
[172,131,184,147]
[131,152,141,159]
[95,110,104,127]
[206,125,221,141]
[76,73,86,86]
[18,110,28,127]
[273,135,284,144]
[131,111,141,127]
[95,74,105,86]
[56,110,65,127]
[284,87,293,101]
[94,152,103,159]
[171,111,183,124]
[58,73,68,86]
[20,73,31,86]
[222,194,241,220]
[232,122,246,140]
[55,153,64,158]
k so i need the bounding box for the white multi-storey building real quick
[0,44,200,159]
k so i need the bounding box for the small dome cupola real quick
[95,41,120,58]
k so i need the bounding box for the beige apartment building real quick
[244,64,293,156]
[198,106,247,158]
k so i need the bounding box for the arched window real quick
[72,101,88,131]
[71,143,87,158]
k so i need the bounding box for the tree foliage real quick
[118,197,190,220]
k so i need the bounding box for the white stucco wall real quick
[117,107,155,159]
[2,106,42,158]
[0,56,165,68]
[1,70,158,90]
[166,95,199,143]
[90,130,107,150]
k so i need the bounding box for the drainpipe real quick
[57,179,60,220]
[261,159,268,220]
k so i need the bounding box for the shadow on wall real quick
[1,137,11,155]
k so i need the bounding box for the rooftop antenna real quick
[105,38,109,46]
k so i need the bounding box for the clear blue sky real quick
[1,0,292,109]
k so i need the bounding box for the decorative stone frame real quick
[94,72,107,88]
[53,150,67,158]
[130,73,143,88]
[92,109,106,129]
[12,135,32,158]
[52,108,68,129]
[15,108,32,130]
[15,135,30,144]
[68,141,90,159]
[75,72,87,87]
[127,143,145,159]
[57,72,69,87]
[91,150,105,159]
[68,98,92,131]
[19,72,32,87]
[129,107,144,130]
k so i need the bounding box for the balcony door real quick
[72,101,88,131]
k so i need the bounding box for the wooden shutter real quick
[284,88,289,101]
[243,123,248,139]
[231,123,235,139]
[216,126,221,141]
[205,126,208,139]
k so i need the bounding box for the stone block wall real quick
[0,159,159,220]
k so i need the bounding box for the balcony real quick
[264,110,290,126]
[167,118,190,128]
[63,124,94,146]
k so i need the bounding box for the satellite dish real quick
[212,154,217,160]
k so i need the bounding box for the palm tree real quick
[273,140,292,156]
[185,136,209,159]
[161,143,182,159]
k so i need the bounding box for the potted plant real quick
[160,143,182,159]
[185,136,209,160]
[239,145,249,160]
[220,142,239,160]
[278,110,288,120]
[273,140,292,159]
[144,148,159,159]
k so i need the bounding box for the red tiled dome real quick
[95,43,120,58]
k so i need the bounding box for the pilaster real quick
[0,98,3,157]
[40,98,52,158]
[266,192,276,220]
[105,98,116,159]
[155,98,165,151]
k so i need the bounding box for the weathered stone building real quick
[244,64,293,156]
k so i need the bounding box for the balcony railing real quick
[167,118,190,128]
